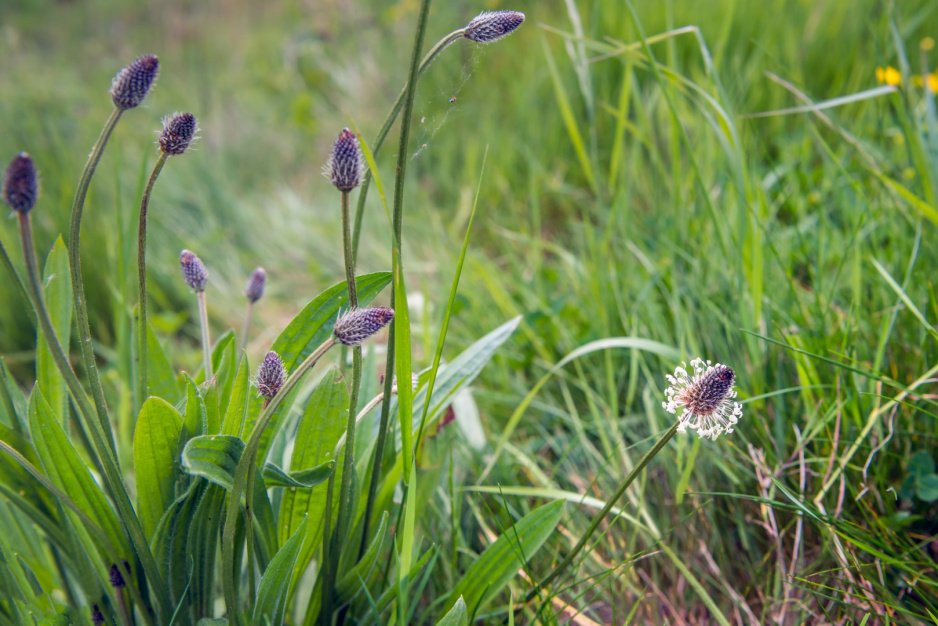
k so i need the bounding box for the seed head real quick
[663,358,742,440]
[255,351,285,398]
[3,153,38,214]
[110,55,159,110]
[109,562,127,588]
[464,11,525,44]
[179,249,208,292]
[158,112,199,155]
[324,128,364,192]
[246,267,267,303]
[333,307,394,346]
[91,605,105,625]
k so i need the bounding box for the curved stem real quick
[222,338,336,624]
[68,106,123,457]
[524,421,680,603]
[358,0,433,559]
[136,152,168,404]
[17,213,170,621]
[197,291,213,380]
[350,28,464,261]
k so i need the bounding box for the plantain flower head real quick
[324,128,364,192]
[179,249,208,292]
[3,153,38,214]
[464,11,525,44]
[110,55,159,110]
[333,307,394,346]
[663,358,742,440]
[255,351,285,397]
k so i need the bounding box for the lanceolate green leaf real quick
[151,481,206,605]
[442,500,564,616]
[187,484,227,616]
[36,236,72,428]
[278,369,347,568]
[258,273,390,461]
[133,398,183,540]
[253,516,307,626]
[210,330,237,421]
[181,435,277,559]
[435,596,468,626]
[28,388,130,563]
[147,324,181,402]
[263,461,334,489]
[221,355,250,437]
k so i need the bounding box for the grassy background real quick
[2,0,938,622]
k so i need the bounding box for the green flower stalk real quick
[70,54,159,456]
[357,4,525,561]
[526,358,742,605]
[179,249,213,379]
[241,267,266,354]
[350,10,525,259]
[322,127,368,621]
[137,113,198,402]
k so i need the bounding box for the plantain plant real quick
[0,7,568,626]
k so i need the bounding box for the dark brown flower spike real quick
[158,112,199,155]
[3,153,38,214]
[333,307,395,346]
[110,55,159,110]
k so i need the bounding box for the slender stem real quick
[350,28,464,261]
[18,213,171,621]
[222,339,336,624]
[116,590,132,626]
[197,291,213,380]
[0,237,34,325]
[323,190,365,622]
[68,105,123,457]
[359,0,433,557]
[524,421,680,602]
[240,301,254,357]
[136,152,168,404]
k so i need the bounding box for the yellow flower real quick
[876,66,902,86]
[928,72,938,93]
[922,37,935,52]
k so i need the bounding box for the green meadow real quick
[1,0,937,623]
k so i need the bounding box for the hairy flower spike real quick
[246,267,266,303]
[159,112,199,155]
[3,153,38,214]
[464,11,525,44]
[179,249,208,292]
[91,605,105,625]
[255,351,285,397]
[324,128,364,192]
[663,358,742,440]
[110,55,159,110]
[333,307,394,346]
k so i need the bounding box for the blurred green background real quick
[3,0,938,621]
